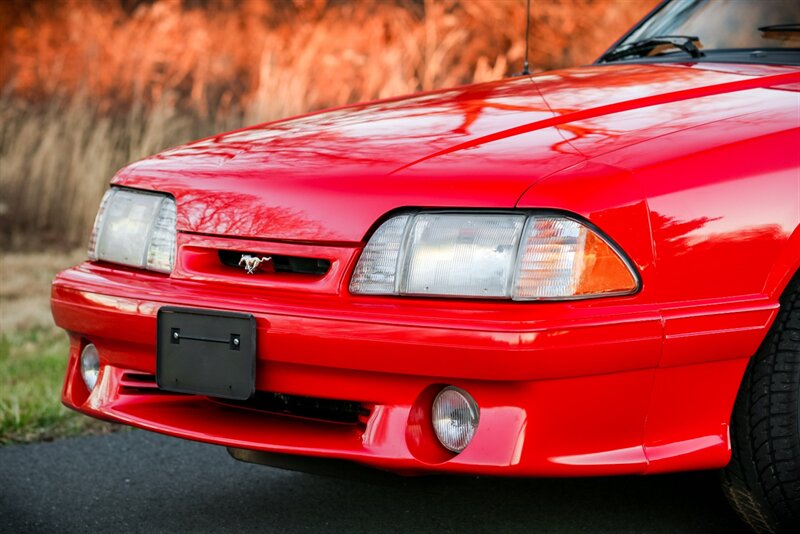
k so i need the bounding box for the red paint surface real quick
[54,61,800,475]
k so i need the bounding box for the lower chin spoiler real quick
[226,447,420,483]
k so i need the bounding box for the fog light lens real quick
[432,386,479,452]
[80,344,100,391]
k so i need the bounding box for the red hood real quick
[114,63,799,242]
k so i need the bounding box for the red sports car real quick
[52,1,800,531]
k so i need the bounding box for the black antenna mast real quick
[521,0,531,75]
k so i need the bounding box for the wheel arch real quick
[763,223,800,302]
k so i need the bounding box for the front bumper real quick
[52,261,776,476]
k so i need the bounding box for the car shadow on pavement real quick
[194,468,750,533]
[0,430,749,533]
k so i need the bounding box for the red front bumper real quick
[52,260,776,476]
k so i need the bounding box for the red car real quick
[52,1,799,531]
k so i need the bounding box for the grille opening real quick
[218,250,331,276]
[217,392,369,425]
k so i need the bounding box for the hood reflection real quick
[112,63,799,242]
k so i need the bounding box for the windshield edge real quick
[593,0,672,65]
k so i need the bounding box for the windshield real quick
[605,0,800,64]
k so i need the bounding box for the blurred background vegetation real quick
[0,0,655,442]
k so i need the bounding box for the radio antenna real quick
[521,0,531,75]
[514,0,531,76]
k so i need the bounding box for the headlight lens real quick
[350,212,638,300]
[404,213,526,297]
[88,188,177,273]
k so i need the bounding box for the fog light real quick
[432,386,479,452]
[80,343,100,391]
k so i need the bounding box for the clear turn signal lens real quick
[146,197,177,273]
[88,189,114,261]
[349,214,410,294]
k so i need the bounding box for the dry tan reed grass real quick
[0,97,242,247]
[0,0,656,249]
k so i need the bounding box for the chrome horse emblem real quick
[239,254,271,274]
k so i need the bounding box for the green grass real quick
[0,327,120,444]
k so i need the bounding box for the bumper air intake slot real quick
[117,372,370,425]
[215,392,370,425]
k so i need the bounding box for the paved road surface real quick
[1,430,748,533]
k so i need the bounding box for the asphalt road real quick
[1,430,749,533]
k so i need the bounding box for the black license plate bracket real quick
[156,307,256,400]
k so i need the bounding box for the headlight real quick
[88,188,177,273]
[349,212,639,300]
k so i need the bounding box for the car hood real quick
[114,63,799,243]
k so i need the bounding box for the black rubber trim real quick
[227,448,406,484]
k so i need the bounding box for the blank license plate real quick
[156,307,256,400]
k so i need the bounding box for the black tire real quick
[722,273,800,533]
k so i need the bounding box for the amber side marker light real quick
[512,216,639,300]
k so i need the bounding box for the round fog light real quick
[432,386,480,452]
[80,343,100,391]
